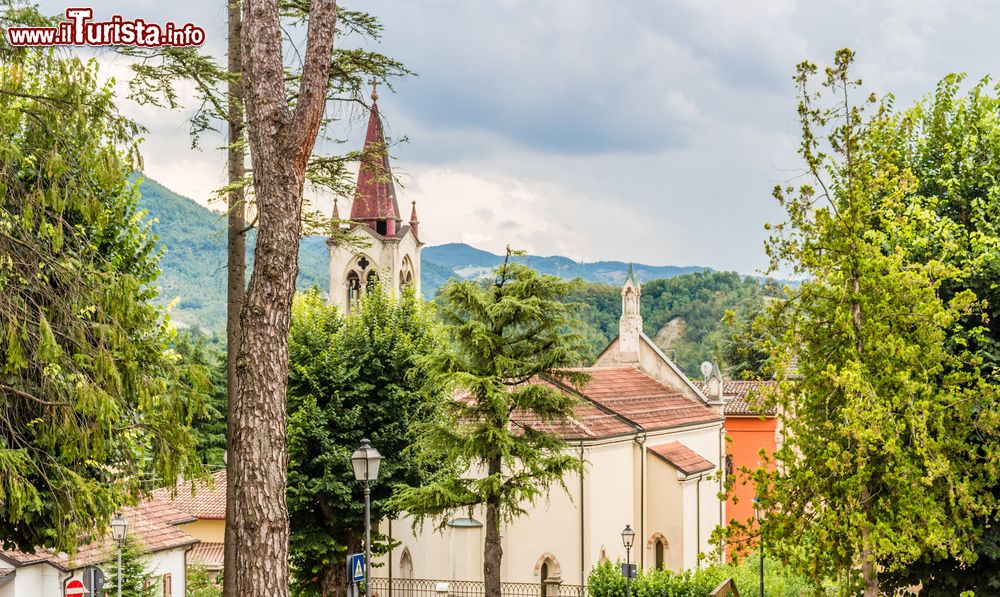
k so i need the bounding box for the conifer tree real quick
[102,536,157,597]
[757,50,995,595]
[392,249,589,597]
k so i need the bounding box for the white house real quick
[0,500,198,597]
[377,265,727,589]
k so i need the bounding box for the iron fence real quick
[369,577,586,597]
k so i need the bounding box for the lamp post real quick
[753,496,765,597]
[352,439,383,597]
[621,524,635,597]
[110,512,128,597]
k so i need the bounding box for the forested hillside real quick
[137,176,777,373]
[570,272,778,373]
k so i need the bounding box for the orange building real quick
[694,378,777,556]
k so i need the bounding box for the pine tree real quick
[391,249,589,597]
[102,536,158,597]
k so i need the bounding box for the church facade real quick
[376,267,727,588]
[328,90,422,314]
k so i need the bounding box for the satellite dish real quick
[700,361,713,380]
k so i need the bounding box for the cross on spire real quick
[370,77,379,102]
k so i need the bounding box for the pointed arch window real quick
[400,548,414,597]
[366,270,379,292]
[654,537,667,569]
[346,270,361,313]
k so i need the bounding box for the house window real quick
[162,573,172,597]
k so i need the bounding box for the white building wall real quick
[328,227,421,314]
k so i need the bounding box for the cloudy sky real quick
[36,0,1000,274]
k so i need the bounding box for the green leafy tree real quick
[286,287,442,596]
[863,73,1000,594]
[186,564,222,597]
[720,302,774,381]
[756,49,995,595]
[391,249,589,597]
[102,536,158,597]
[0,31,202,551]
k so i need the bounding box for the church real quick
[373,263,728,590]
[327,88,422,314]
[330,93,757,592]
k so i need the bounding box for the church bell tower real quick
[327,87,423,314]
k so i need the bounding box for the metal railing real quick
[369,577,585,597]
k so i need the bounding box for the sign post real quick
[347,553,366,597]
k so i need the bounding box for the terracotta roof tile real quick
[649,441,715,475]
[692,380,777,416]
[514,366,721,440]
[190,542,224,570]
[1,501,198,571]
[151,469,227,520]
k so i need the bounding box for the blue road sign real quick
[350,553,366,582]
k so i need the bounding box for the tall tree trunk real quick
[852,269,878,596]
[223,1,245,596]
[483,454,503,597]
[860,487,878,597]
[321,534,361,597]
[231,0,337,593]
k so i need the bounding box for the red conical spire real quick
[332,198,341,220]
[350,85,401,236]
[409,200,419,239]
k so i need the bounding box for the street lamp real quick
[352,439,383,597]
[753,496,765,597]
[110,512,129,597]
[621,525,635,597]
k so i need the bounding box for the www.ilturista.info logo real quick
[6,8,205,47]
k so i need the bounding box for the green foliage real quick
[171,329,227,468]
[135,176,330,333]
[186,563,222,597]
[586,557,816,597]
[286,287,442,595]
[859,72,1000,594]
[757,49,997,592]
[0,27,202,551]
[391,250,590,582]
[102,535,158,597]
[567,271,775,373]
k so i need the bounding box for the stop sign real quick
[66,578,87,596]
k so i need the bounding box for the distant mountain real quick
[135,176,748,336]
[422,243,710,294]
[136,176,329,332]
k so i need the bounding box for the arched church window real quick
[654,537,667,569]
[400,548,414,597]
[400,255,415,289]
[366,270,379,292]
[540,562,549,597]
[346,270,361,314]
